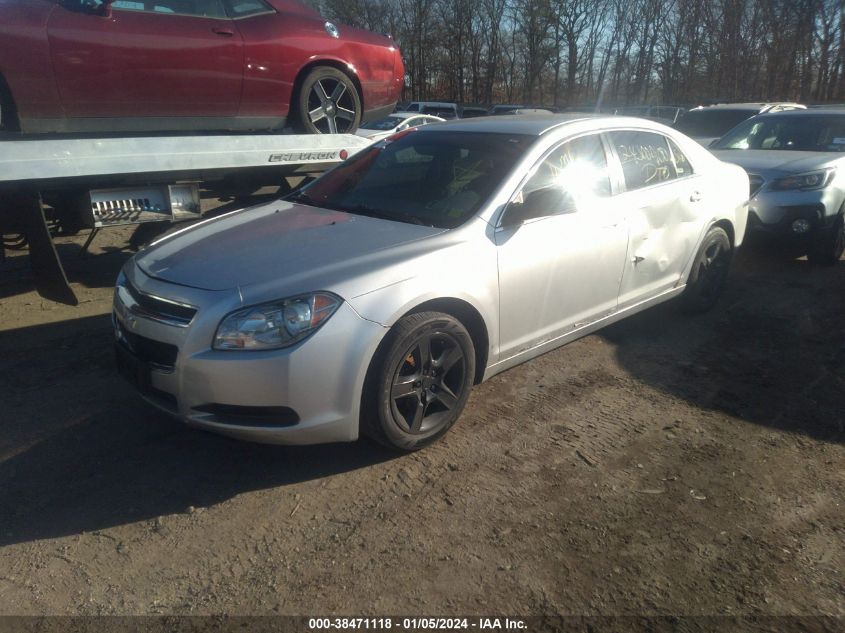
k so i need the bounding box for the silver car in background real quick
[711,109,845,264]
[113,116,749,450]
[354,111,444,142]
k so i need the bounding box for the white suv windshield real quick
[713,115,845,152]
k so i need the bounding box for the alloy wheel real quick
[307,78,357,134]
[389,331,467,435]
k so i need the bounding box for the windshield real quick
[713,115,845,152]
[290,131,535,229]
[674,110,755,137]
[359,116,405,131]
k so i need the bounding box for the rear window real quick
[291,132,536,229]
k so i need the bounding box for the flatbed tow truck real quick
[0,132,370,305]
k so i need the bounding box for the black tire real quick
[295,66,361,134]
[680,226,732,313]
[363,311,475,451]
[807,214,845,266]
[0,86,12,133]
[0,74,20,134]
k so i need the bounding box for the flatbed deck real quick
[0,132,372,304]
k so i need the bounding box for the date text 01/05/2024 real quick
[307,617,528,630]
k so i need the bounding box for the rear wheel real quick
[680,226,732,313]
[363,311,475,451]
[295,66,361,134]
[808,214,845,266]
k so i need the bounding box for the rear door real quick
[46,0,243,119]
[607,130,707,309]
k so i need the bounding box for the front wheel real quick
[680,226,732,313]
[363,312,475,451]
[808,214,845,266]
[295,66,361,134]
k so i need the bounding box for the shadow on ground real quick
[0,314,396,547]
[602,240,845,443]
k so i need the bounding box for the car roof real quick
[752,108,845,117]
[689,102,802,112]
[415,113,604,136]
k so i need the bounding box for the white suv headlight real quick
[214,292,342,351]
[770,168,836,191]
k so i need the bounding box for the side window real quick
[113,0,228,18]
[610,130,679,191]
[519,133,612,212]
[223,0,273,18]
[667,139,693,178]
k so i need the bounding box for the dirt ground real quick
[0,203,842,621]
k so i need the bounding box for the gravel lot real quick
[0,202,842,619]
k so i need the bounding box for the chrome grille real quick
[748,174,764,197]
[117,277,197,327]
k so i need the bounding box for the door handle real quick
[212,27,235,36]
[689,191,703,202]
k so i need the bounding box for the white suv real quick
[675,102,805,146]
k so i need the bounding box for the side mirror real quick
[502,187,572,227]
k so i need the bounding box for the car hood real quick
[710,149,841,176]
[135,201,445,293]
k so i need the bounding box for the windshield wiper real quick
[338,204,433,227]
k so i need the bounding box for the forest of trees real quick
[307,0,845,108]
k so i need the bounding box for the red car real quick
[0,0,404,135]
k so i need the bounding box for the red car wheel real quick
[296,66,362,134]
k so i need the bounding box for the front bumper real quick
[113,265,386,445]
[746,187,841,237]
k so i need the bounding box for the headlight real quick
[770,169,836,191]
[214,292,342,351]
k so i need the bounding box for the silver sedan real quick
[113,115,749,450]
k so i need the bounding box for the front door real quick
[496,133,629,361]
[47,0,243,119]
